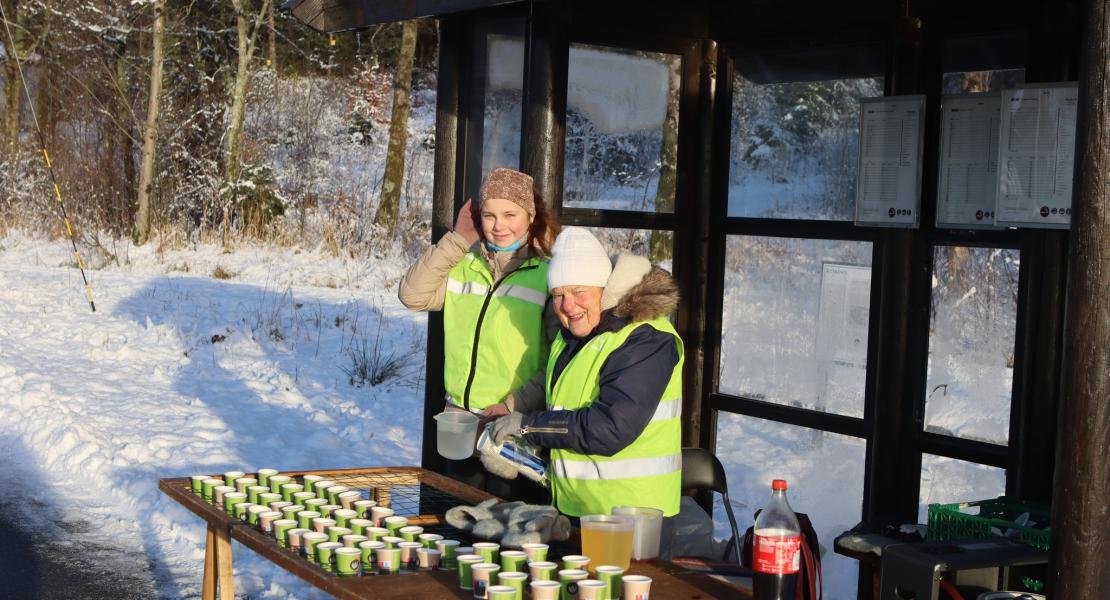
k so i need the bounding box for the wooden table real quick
[160,466,749,599]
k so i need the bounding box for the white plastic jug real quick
[434,411,479,460]
[612,506,664,560]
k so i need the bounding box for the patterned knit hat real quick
[479,168,535,216]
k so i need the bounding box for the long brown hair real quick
[471,185,561,257]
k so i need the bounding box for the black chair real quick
[680,447,742,565]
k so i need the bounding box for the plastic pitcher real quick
[580,514,635,571]
[612,506,664,560]
[434,412,479,460]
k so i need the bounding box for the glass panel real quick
[468,17,525,188]
[728,76,882,220]
[563,44,681,212]
[925,246,1020,444]
[942,69,1025,94]
[716,413,865,599]
[919,454,1007,523]
[586,227,674,270]
[719,236,872,417]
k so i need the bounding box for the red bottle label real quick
[753,533,802,575]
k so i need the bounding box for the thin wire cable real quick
[0,3,96,312]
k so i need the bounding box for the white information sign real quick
[815,263,871,415]
[855,95,926,228]
[995,83,1077,229]
[935,93,1002,229]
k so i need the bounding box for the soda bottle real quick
[752,479,802,600]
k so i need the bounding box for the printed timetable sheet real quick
[936,93,1002,229]
[855,95,926,228]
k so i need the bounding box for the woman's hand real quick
[478,401,511,431]
[454,199,480,245]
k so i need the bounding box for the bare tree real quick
[226,0,271,186]
[650,62,680,262]
[134,0,165,245]
[373,19,417,230]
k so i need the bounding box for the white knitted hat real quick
[547,227,612,290]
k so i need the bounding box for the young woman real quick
[398,168,559,498]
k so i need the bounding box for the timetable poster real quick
[855,95,926,228]
[995,84,1078,229]
[935,93,1002,229]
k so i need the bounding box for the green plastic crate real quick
[927,496,1051,551]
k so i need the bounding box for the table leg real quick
[215,524,234,599]
[202,525,216,600]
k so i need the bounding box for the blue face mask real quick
[485,235,528,253]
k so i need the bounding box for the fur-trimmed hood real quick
[600,253,679,323]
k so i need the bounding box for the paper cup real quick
[268,501,292,516]
[202,478,223,502]
[419,533,444,549]
[233,477,257,494]
[258,511,282,534]
[319,504,342,518]
[247,485,270,505]
[347,518,373,536]
[342,534,368,548]
[325,485,349,505]
[333,508,357,528]
[471,563,501,599]
[338,490,362,510]
[576,579,607,600]
[377,547,401,574]
[399,541,423,570]
[190,475,208,495]
[223,470,245,486]
[272,519,296,548]
[530,580,562,600]
[256,468,278,486]
[359,540,385,572]
[327,526,352,543]
[287,528,310,554]
[302,531,328,562]
[353,499,377,518]
[436,539,460,567]
[457,546,474,556]
[304,497,328,510]
[267,475,291,494]
[370,506,394,527]
[316,541,342,573]
[280,482,304,502]
[233,501,253,522]
[248,504,270,525]
[522,542,549,562]
[562,555,591,571]
[498,571,527,599]
[595,565,624,599]
[213,485,235,507]
[383,515,408,536]
[302,474,323,493]
[473,542,500,565]
[399,525,424,543]
[223,491,248,515]
[529,560,558,581]
[292,491,316,505]
[558,569,588,600]
[500,550,527,572]
[296,511,321,530]
[335,546,361,576]
[280,505,305,521]
[457,554,483,589]
[417,547,441,570]
[488,585,517,600]
[620,575,651,600]
[257,492,282,507]
[365,527,390,542]
[314,480,335,499]
[312,517,336,534]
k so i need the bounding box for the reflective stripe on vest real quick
[546,316,684,517]
[442,254,549,411]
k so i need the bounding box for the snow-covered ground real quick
[0,234,427,598]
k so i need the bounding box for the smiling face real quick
[480,197,533,248]
[551,285,605,337]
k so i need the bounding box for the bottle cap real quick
[772,479,788,490]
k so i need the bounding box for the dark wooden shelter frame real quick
[286,0,1108,597]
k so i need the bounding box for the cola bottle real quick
[752,479,802,600]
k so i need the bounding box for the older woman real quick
[490,227,683,519]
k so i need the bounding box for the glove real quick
[490,412,524,445]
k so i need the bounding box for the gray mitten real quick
[500,504,572,548]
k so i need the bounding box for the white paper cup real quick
[258,511,282,533]
[213,485,235,506]
[302,531,328,561]
[399,541,423,570]
[620,575,652,600]
[338,490,362,510]
[530,580,562,600]
[417,547,441,570]
[370,506,394,526]
[471,562,501,599]
[312,517,336,534]
[287,528,311,554]
[576,579,607,600]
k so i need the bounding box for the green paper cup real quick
[325,485,349,505]
[471,563,501,599]
[522,543,549,562]
[319,504,342,518]
[296,511,321,530]
[376,547,401,574]
[248,504,270,525]
[498,571,527,599]
[399,525,423,543]
[576,579,607,600]
[342,534,368,548]
[201,478,223,503]
[595,565,624,599]
[258,511,282,534]
[383,515,408,536]
[562,555,590,572]
[287,528,310,554]
[529,580,561,600]
[416,547,441,570]
[314,480,335,499]
[338,490,361,510]
[335,546,361,576]
[272,519,296,548]
[312,517,336,534]
[365,526,389,542]
[457,554,482,589]
[233,477,257,494]
[280,505,305,521]
[256,468,278,486]
[473,542,500,565]
[620,575,651,600]
[247,485,270,505]
[348,518,373,536]
[233,501,253,522]
[419,533,443,549]
[292,491,316,505]
[436,539,460,567]
[381,535,403,549]
[327,526,352,543]
[267,475,291,494]
[370,506,394,527]
[398,541,422,570]
[500,550,527,572]
[529,561,558,581]
[316,541,342,573]
[223,470,244,486]
[213,485,235,507]
[302,474,323,493]
[280,483,304,502]
[223,491,248,515]
[558,568,588,600]
[257,492,281,507]
[332,509,357,528]
[488,585,517,600]
[190,475,208,495]
[302,531,328,562]
[304,498,328,512]
[353,499,377,518]
[359,540,385,572]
